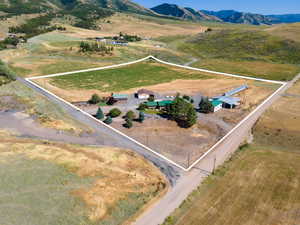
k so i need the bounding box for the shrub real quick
[125,110,136,120]
[124,118,133,128]
[103,116,112,124]
[88,94,101,104]
[109,108,121,118]
[138,103,148,111]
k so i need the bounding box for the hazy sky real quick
[132,0,300,15]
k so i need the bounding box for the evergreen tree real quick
[199,97,214,113]
[88,94,101,104]
[95,107,104,120]
[138,111,145,123]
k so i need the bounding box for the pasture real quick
[0,131,167,225]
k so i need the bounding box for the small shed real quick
[136,89,155,100]
[210,99,222,112]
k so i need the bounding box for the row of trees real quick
[79,42,114,55]
[95,107,144,128]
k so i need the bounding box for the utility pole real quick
[187,152,190,168]
[212,155,217,175]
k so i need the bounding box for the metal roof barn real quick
[224,85,248,97]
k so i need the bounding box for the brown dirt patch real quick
[111,118,222,168]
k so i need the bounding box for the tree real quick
[138,111,145,123]
[109,108,121,118]
[148,95,155,102]
[95,107,104,120]
[165,95,197,128]
[138,103,148,111]
[88,94,101,104]
[103,116,112,124]
[125,110,136,120]
[186,106,197,128]
[199,97,213,113]
[124,118,133,128]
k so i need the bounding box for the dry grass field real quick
[162,76,300,225]
[265,23,300,42]
[65,13,207,39]
[0,130,167,225]
[112,118,223,168]
[0,81,89,134]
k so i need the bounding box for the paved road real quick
[133,73,300,225]
[16,77,181,186]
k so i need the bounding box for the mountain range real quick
[151,3,300,25]
[0,0,299,25]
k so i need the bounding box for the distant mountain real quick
[150,3,220,22]
[151,3,300,25]
[0,0,154,15]
[268,14,300,24]
[201,10,273,25]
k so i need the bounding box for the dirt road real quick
[16,77,181,185]
[133,74,300,225]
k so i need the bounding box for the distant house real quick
[210,99,223,112]
[110,41,128,46]
[136,89,155,100]
[112,93,128,101]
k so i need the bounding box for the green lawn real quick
[50,62,214,92]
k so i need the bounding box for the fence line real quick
[27,56,287,171]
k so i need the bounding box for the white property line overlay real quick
[27,56,288,171]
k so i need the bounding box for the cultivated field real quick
[0,130,167,225]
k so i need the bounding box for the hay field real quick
[0,131,167,225]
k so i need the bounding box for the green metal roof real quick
[145,100,173,107]
[145,101,158,107]
[157,100,173,107]
[210,100,222,107]
[112,93,128,99]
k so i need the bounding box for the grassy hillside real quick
[180,30,300,64]
[0,59,16,85]
[156,29,300,81]
[162,78,300,225]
